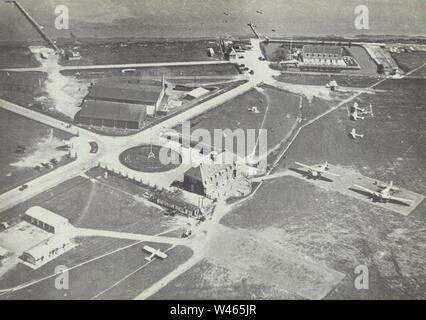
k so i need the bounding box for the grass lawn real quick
[0,236,193,300]
[1,174,176,235]
[120,145,182,173]
[174,85,301,158]
[61,64,240,79]
[154,76,426,300]
[0,108,72,193]
[392,51,426,76]
[58,40,221,67]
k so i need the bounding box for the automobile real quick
[0,222,9,230]
[50,158,59,165]
[34,165,42,172]
[19,184,28,191]
[258,56,266,61]
[143,191,151,198]
[249,70,255,75]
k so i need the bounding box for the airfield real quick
[276,164,425,216]
[0,0,425,301]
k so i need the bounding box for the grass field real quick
[392,51,426,76]
[275,73,381,88]
[153,77,426,300]
[0,236,192,300]
[0,108,72,193]
[0,174,179,235]
[58,40,221,66]
[61,64,240,79]
[120,145,182,173]
[174,85,301,158]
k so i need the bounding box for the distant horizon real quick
[0,0,425,42]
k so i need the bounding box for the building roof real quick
[185,159,235,184]
[302,45,343,55]
[77,100,146,123]
[25,206,68,228]
[0,246,8,256]
[86,81,164,105]
[23,234,69,260]
[186,87,210,99]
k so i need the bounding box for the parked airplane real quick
[349,128,364,139]
[352,181,415,205]
[351,102,365,113]
[350,109,365,121]
[294,161,340,178]
[143,245,168,262]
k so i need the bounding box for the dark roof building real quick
[302,45,343,56]
[86,81,164,106]
[74,100,146,129]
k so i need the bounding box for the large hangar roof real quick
[78,100,146,123]
[86,81,163,105]
[302,45,343,55]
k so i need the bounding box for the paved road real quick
[3,60,231,72]
[72,227,187,246]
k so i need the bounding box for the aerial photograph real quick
[0,0,425,305]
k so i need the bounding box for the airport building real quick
[74,100,147,129]
[21,234,72,268]
[21,207,73,268]
[183,162,238,200]
[300,45,346,70]
[23,206,69,234]
[85,80,165,115]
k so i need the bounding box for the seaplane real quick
[294,161,340,179]
[143,245,168,262]
[350,109,365,121]
[349,128,364,139]
[352,181,415,205]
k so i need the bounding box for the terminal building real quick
[74,79,166,130]
[300,45,346,71]
[74,100,146,129]
[21,207,73,269]
[23,206,69,234]
[183,162,238,200]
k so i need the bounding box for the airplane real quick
[350,109,365,121]
[351,102,365,113]
[143,245,168,262]
[349,128,364,139]
[352,181,415,205]
[294,161,340,179]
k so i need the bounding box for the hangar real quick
[85,80,165,115]
[74,100,146,129]
[183,162,238,199]
[21,234,72,268]
[23,206,69,234]
[301,45,346,70]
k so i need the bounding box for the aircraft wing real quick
[315,168,340,177]
[353,184,377,195]
[389,196,415,205]
[143,245,168,259]
[295,162,315,171]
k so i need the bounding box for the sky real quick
[1,0,425,41]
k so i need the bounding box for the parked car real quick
[19,184,28,191]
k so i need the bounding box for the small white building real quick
[23,206,69,234]
[21,234,72,268]
[185,87,210,100]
